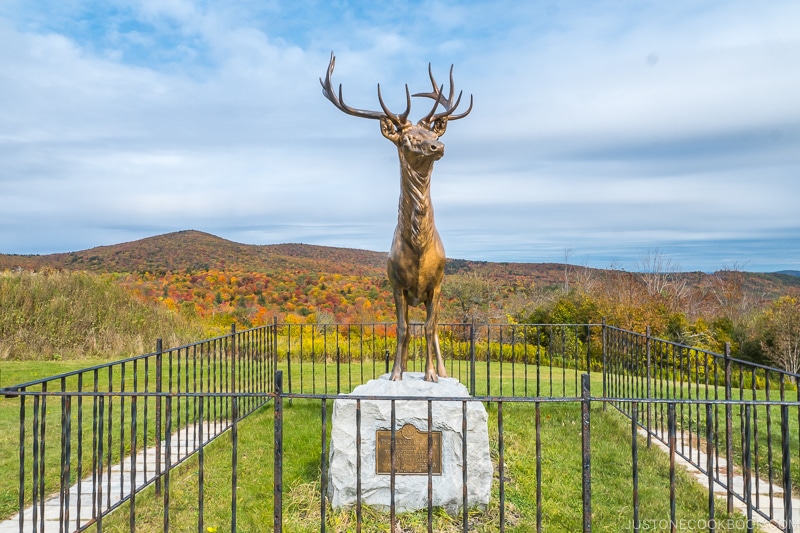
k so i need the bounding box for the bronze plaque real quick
[376,423,442,475]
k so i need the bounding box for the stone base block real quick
[327,372,492,515]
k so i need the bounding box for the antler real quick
[415,63,473,125]
[320,52,410,128]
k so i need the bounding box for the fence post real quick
[781,403,793,533]
[631,401,639,531]
[601,318,607,409]
[273,317,279,392]
[585,324,592,374]
[274,370,283,532]
[17,395,24,533]
[59,395,71,532]
[743,404,753,529]
[155,338,163,496]
[706,403,715,529]
[797,374,800,511]
[646,326,652,448]
[231,397,239,531]
[96,396,104,530]
[230,323,237,395]
[668,403,677,530]
[724,342,733,514]
[163,396,172,533]
[581,373,592,533]
[470,317,476,396]
[321,399,329,527]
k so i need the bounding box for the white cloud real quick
[0,0,799,271]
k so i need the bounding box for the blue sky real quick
[1,1,799,272]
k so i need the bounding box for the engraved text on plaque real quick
[376,423,442,475]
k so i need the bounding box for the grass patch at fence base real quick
[96,397,755,532]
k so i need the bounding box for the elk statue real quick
[320,53,473,382]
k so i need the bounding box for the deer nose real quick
[428,141,444,155]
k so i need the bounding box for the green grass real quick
[0,354,266,520]
[607,370,800,496]
[96,399,755,532]
[281,355,589,398]
[0,359,776,531]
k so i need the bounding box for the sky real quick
[1,1,799,273]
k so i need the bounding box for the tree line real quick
[2,253,797,373]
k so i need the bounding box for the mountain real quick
[775,270,800,278]
[0,230,560,282]
[2,230,799,294]
[0,230,387,277]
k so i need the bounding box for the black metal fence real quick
[278,321,600,398]
[605,324,800,532]
[0,321,798,532]
[0,323,275,532]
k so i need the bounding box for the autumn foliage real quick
[114,268,396,331]
[2,231,799,370]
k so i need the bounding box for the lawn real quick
[97,398,753,532]
[0,358,772,531]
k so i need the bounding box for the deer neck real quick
[396,155,435,251]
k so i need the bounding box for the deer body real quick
[320,53,472,382]
[387,131,447,381]
[389,127,445,304]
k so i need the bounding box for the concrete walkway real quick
[641,426,800,533]
[0,420,226,533]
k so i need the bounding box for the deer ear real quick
[431,117,448,138]
[380,117,401,144]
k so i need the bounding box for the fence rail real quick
[605,324,800,532]
[278,322,601,398]
[0,323,276,533]
[0,320,797,532]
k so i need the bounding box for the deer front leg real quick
[390,288,409,381]
[424,286,447,382]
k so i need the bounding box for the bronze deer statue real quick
[320,53,472,382]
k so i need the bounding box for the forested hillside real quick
[0,230,388,276]
[1,230,798,372]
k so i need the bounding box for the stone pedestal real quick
[327,373,492,515]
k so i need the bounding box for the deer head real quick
[320,52,472,170]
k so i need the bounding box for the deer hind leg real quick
[390,288,409,381]
[424,286,447,382]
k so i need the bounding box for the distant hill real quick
[2,230,799,295]
[0,230,567,285]
[0,230,388,277]
[775,270,800,278]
